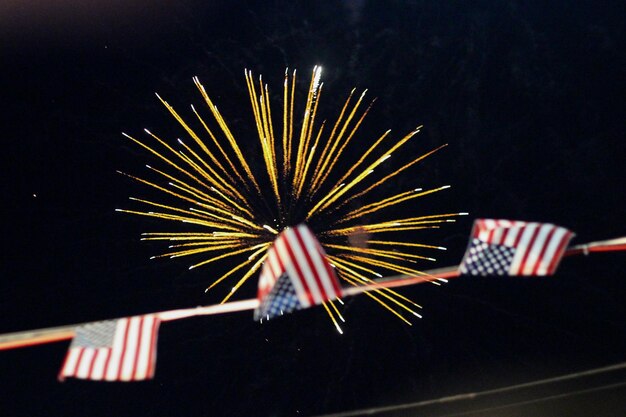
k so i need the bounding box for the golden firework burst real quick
[118,66,464,327]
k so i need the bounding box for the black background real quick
[1,1,625,416]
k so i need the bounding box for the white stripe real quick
[266,248,282,287]
[297,225,336,299]
[521,224,554,275]
[493,219,506,228]
[499,219,520,228]
[476,220,493,241]
[483,219,497,228]
[536,227,569,275]
[61,348,81,378]
[105,318,128,381]
[509,224,539,274]
[76,348,95,379]
[491,226,506,245]
[257,249,276,297]
[257,247,282,300]
[90,348,109,380]
[274,233,311,307]
[284,228,324,304]
[120,316,140,381]
[257,266,272,296]
[134,315,155,380]
[503,226,522,247]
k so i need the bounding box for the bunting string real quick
[1,234,623,352]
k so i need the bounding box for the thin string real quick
[433,381,626,417]
[313,362,626,417]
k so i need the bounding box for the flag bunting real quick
[58,314,161,382]
[255,224,342,320]
[0,219,623,383]
[459,219,574,276]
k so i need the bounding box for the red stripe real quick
[324,260,341,295]
[311,236,341,295]
[146,318,160,378]
[264,250,282,295]
[531,226,557,275]
[131,316,146,380]
[512,225,525,249]
[280,232,315,305]
[271,240,288,278]
[271,235,307,303]
[498,227,510,246]
[547,232,573,274]
[517,225,541,274]
[473,220,484,238]
[487,226,496,244]
[115,318,131,381]
[293,226,329,302]
[86,348,99,380]
[58,347,76,381]
[258,271,270,299]
[71,348,86,378]
[257,258,274,300]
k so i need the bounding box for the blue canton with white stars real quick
[255,273,302,321]
[460,238,516,276]
[71,320,117,348]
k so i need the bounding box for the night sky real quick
[2,1,625,416]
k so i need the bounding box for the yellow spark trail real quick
[329,256,422,309]
[245,71,282,208]
[366,240,447,251]
[205,246,269,293]
[155,93,237,186]
[293,66,323,201]
[340,143,448,209]
[325,217,458,236]
[338,186,452,223]
[188,243,269,271]
[309,88,356,193]
[190,103,248,189]
[342,254,432,277]
[311,95,375,196]
[307,126,423,219]
[325,243,437,263]
[322,302,344,334]
[339,270,413,325]
[193,76,261,194]
[220,253,268,303]
[317,125,388,197]
[139,166,234,213]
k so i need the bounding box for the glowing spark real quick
[262,224,279,234]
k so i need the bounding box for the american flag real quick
[459,219,574,276]
[255,224,342,320]
[59,314,161,381]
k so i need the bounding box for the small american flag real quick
[59,314,161,381]
[459,219,574,276]
[255,224,342,320]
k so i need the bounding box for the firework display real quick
[117,67,465,325]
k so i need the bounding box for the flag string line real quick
[0,236,623,351]
[429,381,626,417]
[311,361,626,417]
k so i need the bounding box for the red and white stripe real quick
[472,219,574,275]
[257,224,342,305]
[59,315,160,382]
